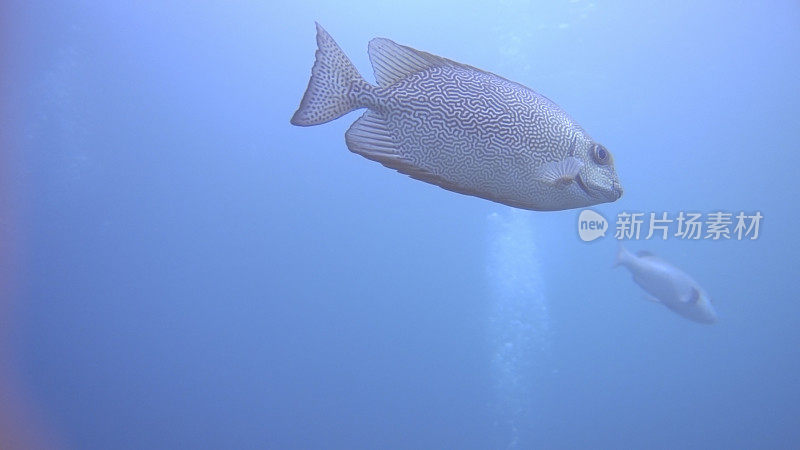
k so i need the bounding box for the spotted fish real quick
[291,23,623,211]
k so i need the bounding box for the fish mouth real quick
[610,182,623,200]
[574,174,597,199]
[575,174,623,202]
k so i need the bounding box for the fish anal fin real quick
[346,111,444,185]
[346,111,526,207]
[346,111,402,164]
[643,294,661,304]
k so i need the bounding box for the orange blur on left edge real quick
[0,3,58,449]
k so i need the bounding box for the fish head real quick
[676,286,718,324]
[574,141,623,205]
[693,288,718,324]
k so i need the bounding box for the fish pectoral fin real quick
[684,287,701,304]
[535,157,584,187]
[643,294,661,304]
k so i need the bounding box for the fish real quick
[614,245,717,324]
[290,23,623,211]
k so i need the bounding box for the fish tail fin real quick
[613,241,628,268]
[291,23,370,126]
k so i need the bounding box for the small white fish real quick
[614,245,717,324]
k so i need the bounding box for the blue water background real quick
[4,1,800,448]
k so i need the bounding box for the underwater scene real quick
[2,1,799,449]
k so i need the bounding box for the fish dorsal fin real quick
[368,38,530,92]
[636,250,656,258]
[368,38,451,86]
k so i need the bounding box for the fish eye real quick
[592,144,611,165]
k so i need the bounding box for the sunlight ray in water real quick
[486,209,551,449]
